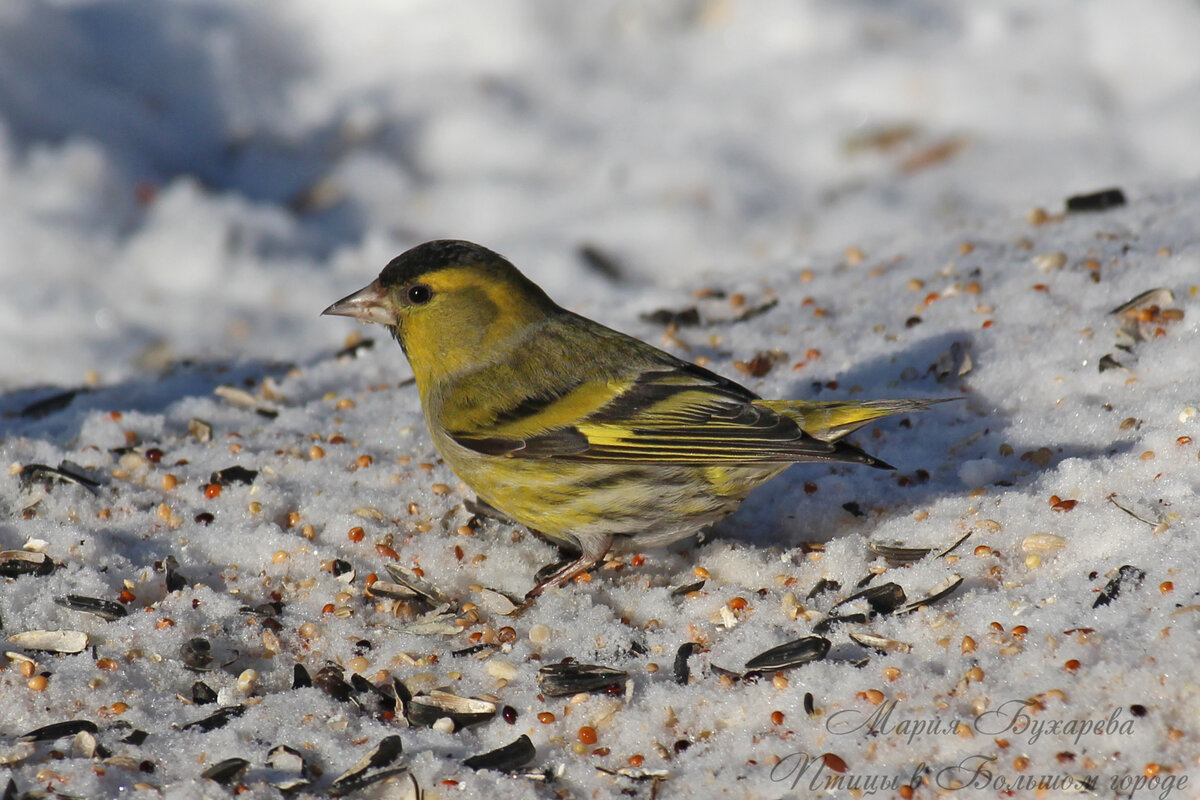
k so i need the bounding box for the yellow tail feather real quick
[758,398,956,442]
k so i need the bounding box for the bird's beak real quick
[322,279,398,326]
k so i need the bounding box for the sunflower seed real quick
[54,595,127,621]
[812,613,868,634]
[331,559,355,583]
[180,638,214,671]
[366,581,421,601]
[806,578,840,600]
[121,728,149,745]
[1109,288,1173,316]
[463,734,535,771]
[834,582,907,615]
[744,635,831,673]
[407,691,497,729]
[210,465,257,486]
[0,551,54,578]
[180,705,246,733]
[201,757,249,786]
[383,564,447,605]
[19,720,99,743]
[1066,187,1125,212]
[315,664,356,704]
[868,541,932,563]
[898,574,963,614]
[398,607,461,636]
[330,735,404,793]
[537,663,628,697]
[18,462,102,494]
[292,664,312,689]
[669,579,706,597]
[674,643,702,686]
[18,388,82,419]
[163,556,189,592]
[266,744,312,793]
[329,768,415,798]
[192,681,218,705]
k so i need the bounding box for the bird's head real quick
[323,240,559,387]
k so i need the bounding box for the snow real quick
[1,2,1198,798]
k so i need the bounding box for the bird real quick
[324,240,947,600]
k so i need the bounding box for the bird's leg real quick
[523,533,613,602]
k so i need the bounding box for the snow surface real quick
[1,2,1199,798]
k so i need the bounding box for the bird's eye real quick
[407,284,432,305]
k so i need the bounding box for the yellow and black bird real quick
[325,240,944,599]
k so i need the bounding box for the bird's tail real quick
[759,398,957,443]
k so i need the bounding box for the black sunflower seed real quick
[201,757,249,786]
[744,636,831,673]
[181,705,246,732]
[19,720,98,742]
[674,643,702,686]
[537,663,628,697]
[463,734,535,771]
[54,595,127,621]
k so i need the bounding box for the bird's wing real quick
[448,362,882,466]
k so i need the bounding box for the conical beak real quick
[322,279,398,326]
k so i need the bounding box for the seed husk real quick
[873,531,970,565]
[19,462,102,495]
[180,705,246,733]
[669,579,706,597]
[292,664,312,689]
[0,551,54,578]
[329,768,415,799]
[383,564,448,605]
[330,735,405,796]
[407,691,497,729]
[201,757,249,786]
[848,631,913,655]
[180,638,214,671]
[1109,288,1173,316]
[366,581,421,601]
[192,681,218,706]
[463,734,536,771]
[812,613,869,635]
[266,744,312,793]
[674,643,703,685]
[209,465,258,486]
[834,582,908,615]
[898,574,964,614]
